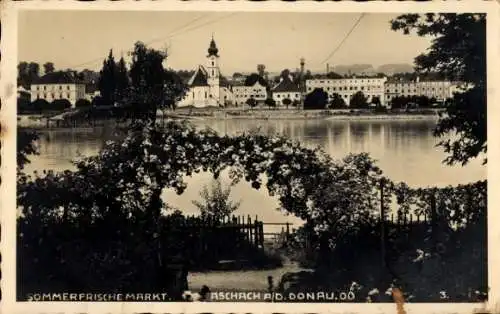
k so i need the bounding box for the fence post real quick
[259,222,264,248]
[254,220,260,247]
[430,188,437,252]
[286,222,290,237]
[380,178,386,273]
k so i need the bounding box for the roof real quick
[272,78,301,93]
[188,66,209,87]
[33,71,83,85]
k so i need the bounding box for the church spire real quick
[207,35,219,57]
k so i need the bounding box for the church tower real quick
[206,36,220,104]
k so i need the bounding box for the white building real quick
[272,76,302,107]
[30,71,86,107]
[177,37,233,108]
[385,77,460,104]
[305,75,387,106]
[417,80,456,101]
[232,79,268,107]
[384,80,419,104]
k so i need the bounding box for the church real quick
[177,37,233,108]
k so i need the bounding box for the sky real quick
[18,10,433,75]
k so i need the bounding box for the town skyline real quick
[19,11,433,75]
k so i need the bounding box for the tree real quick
[192,179,241,222]
[390,96,410,109]
[391,13,486,165]
[349,91,368,109]
[246,97,258,109]
[17,128,39,171]
[91,95,106,107]
[50,99,72,111]
[232,72,244,79]
[265,98,276,109]
[75,99,92,108]
[280,69,291,80]
[245,73,267,88]
[371,96,382,108]
[115,57,129,104]
[163,70,188,111]
[28,62,40,83]
[282,98,292,109]
[43,62,55,74]
[329,93,347,109]
[18,62,29,87]
[303,88,328,110]
[127,41,171,121]
[17,98,31,113]
[415,95,431,108]
[292,99,301,109]
[98,50,117,106]
[31,98,50,112]
[326,72,343,79]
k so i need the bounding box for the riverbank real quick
[18,108,442,128]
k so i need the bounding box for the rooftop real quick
[272,78,302,93]
[33,71,84,85]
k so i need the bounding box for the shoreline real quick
[17,111,441,129]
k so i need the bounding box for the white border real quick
[1,1,499,313]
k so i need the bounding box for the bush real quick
[75,98,92,108]
[50,99,72,111]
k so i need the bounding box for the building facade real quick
[30,72,86,106]
[272,76,302,107]
[385,77,459,104]
[177,37,233,108]
[232,81,267,106]
[305,75,387,106]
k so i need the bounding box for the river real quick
[22,118,486,230]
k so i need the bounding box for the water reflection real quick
[22,118,486,226]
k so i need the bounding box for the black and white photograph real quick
[1,1,498,312]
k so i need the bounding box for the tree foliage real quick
[17,120,487,300]
[98,50,117,106]
[282,98,292,109]
[265,98,277,109]
[244,73,267,87]
[43,62,55,74]
[246,97,258,109]
[304,88,328,110]
[329,93,347,109]
[18,62,40,88]
[391,13,486,165]
[75,99,92,108]
[349,91,368,109]
[192,179,241,221]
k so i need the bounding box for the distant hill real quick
[332,64,375,75]
[376,63,414,75]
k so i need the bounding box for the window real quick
[44,86,46,91]
[296,93,299,97]
[361,87,364,90]
[212,61,215,66]
[349,87,353,90]
[59,85,62,90]
[277,94,281,98]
